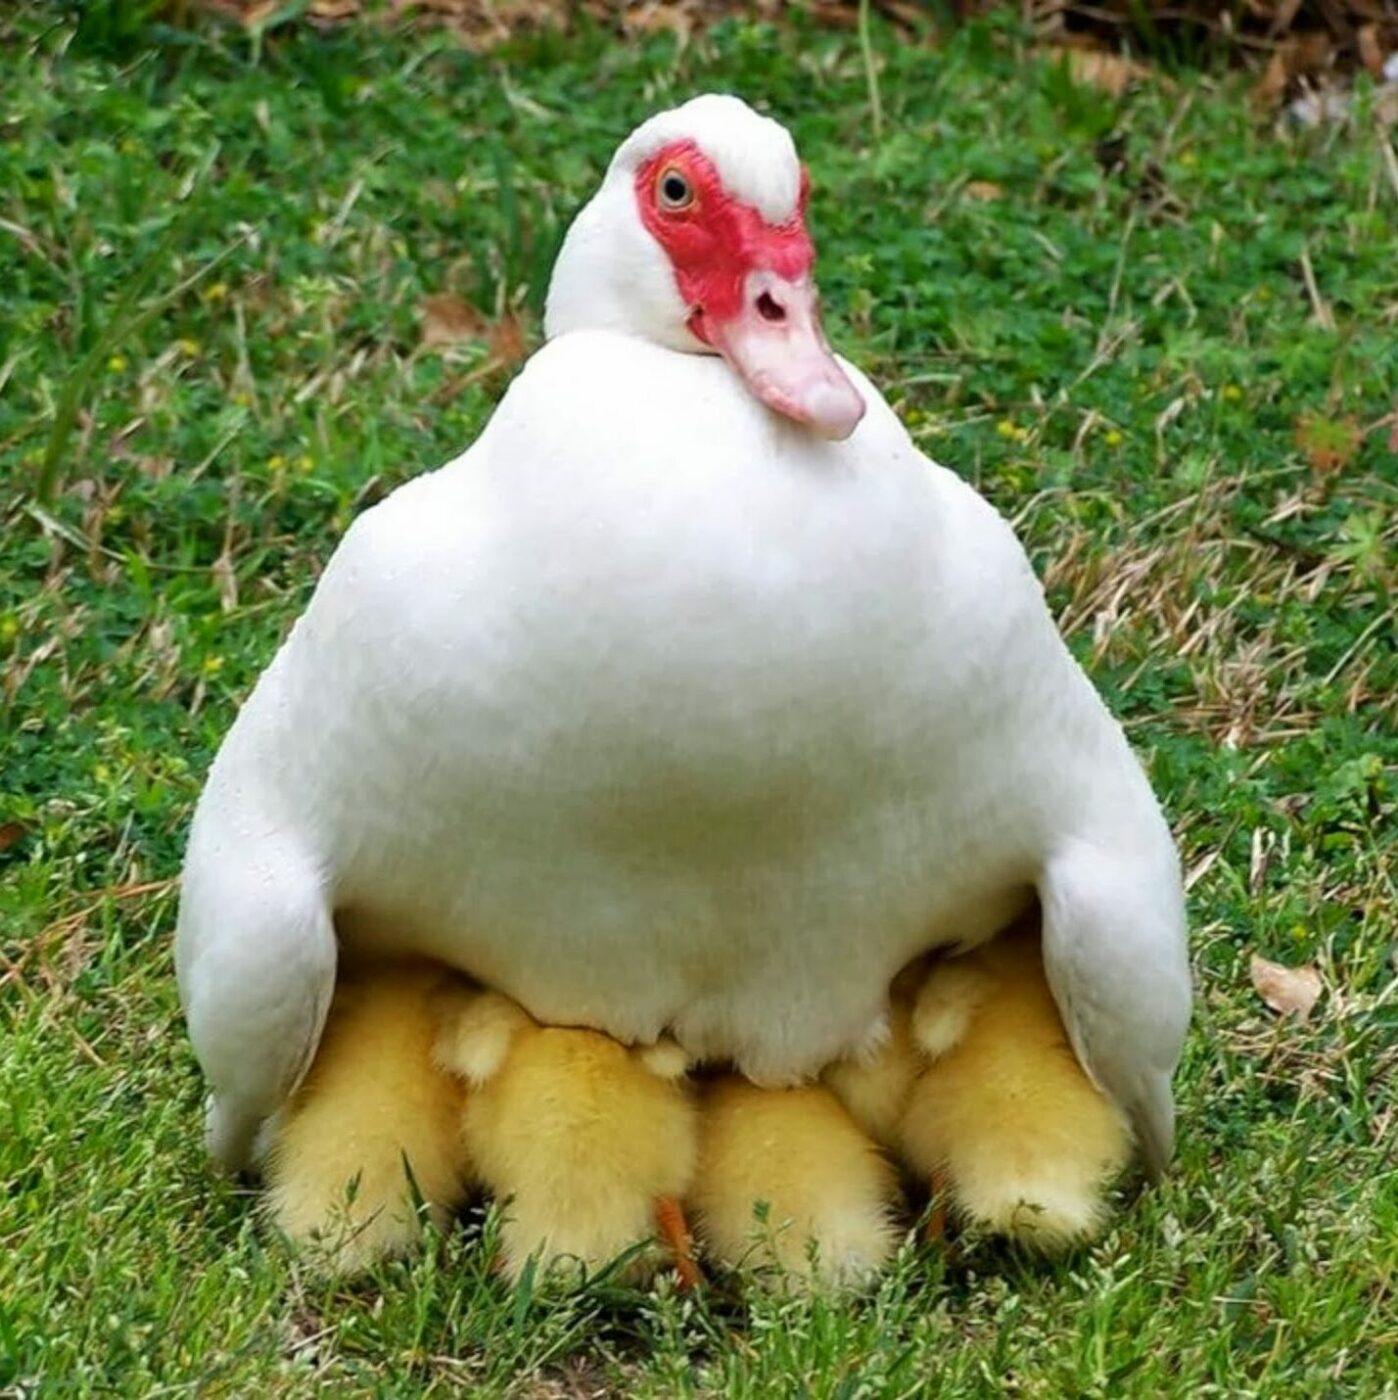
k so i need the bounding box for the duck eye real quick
[657,168,693,211]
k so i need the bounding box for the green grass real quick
[2,3,1396,1394]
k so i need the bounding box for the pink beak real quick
[700,272,866,442]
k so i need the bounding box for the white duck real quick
[177,94,1190,1184]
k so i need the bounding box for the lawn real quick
[1,3,1396,1395]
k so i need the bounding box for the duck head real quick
[545,94,866,441]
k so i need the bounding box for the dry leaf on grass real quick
[1040,45,1153,97]
[487,311,530,369]
[0,821,28,854]
[621,1,694,41]
[1294,413,1361,475]
[1254,46,1293,107]
[1253,31,1338,108]
[236,0,280,26]
[1250,953,1323,1021]
[427,309,533,404]
[964,180,1005,201]
[1268,0,1307,31]
[420,293,491,349]
[1356,23,1387,78]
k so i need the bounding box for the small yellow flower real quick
[107,354,128,373]
[268,454,286,472]
[202,282,229,303]
[1222,385,1243,402]
[0,616,18,642]
[1178,151,1196,167]
[233,392,252,408]
[201,655,224,676]
[996,419,1017,439]
[106,504,125,524]
[1105,429,1124,447]
[94,763,111,783]
[296,454,314,474]
[177,338,201,357]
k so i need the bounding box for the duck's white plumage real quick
[176,94,1190,1178]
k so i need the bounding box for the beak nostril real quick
[755,291,786,324]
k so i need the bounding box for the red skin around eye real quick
[634,140,815,344]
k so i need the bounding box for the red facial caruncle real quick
[634,140,865,441]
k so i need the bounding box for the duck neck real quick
[543,185,696,353]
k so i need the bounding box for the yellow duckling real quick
[690,1076,901,1288]
[434,992,699,1286]
[822,964,926,1152]
[259,964,474,1273]
[828,919,1133,1251]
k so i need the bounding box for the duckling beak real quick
[698,271,866,441]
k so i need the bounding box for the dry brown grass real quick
[194,0,1398,71]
